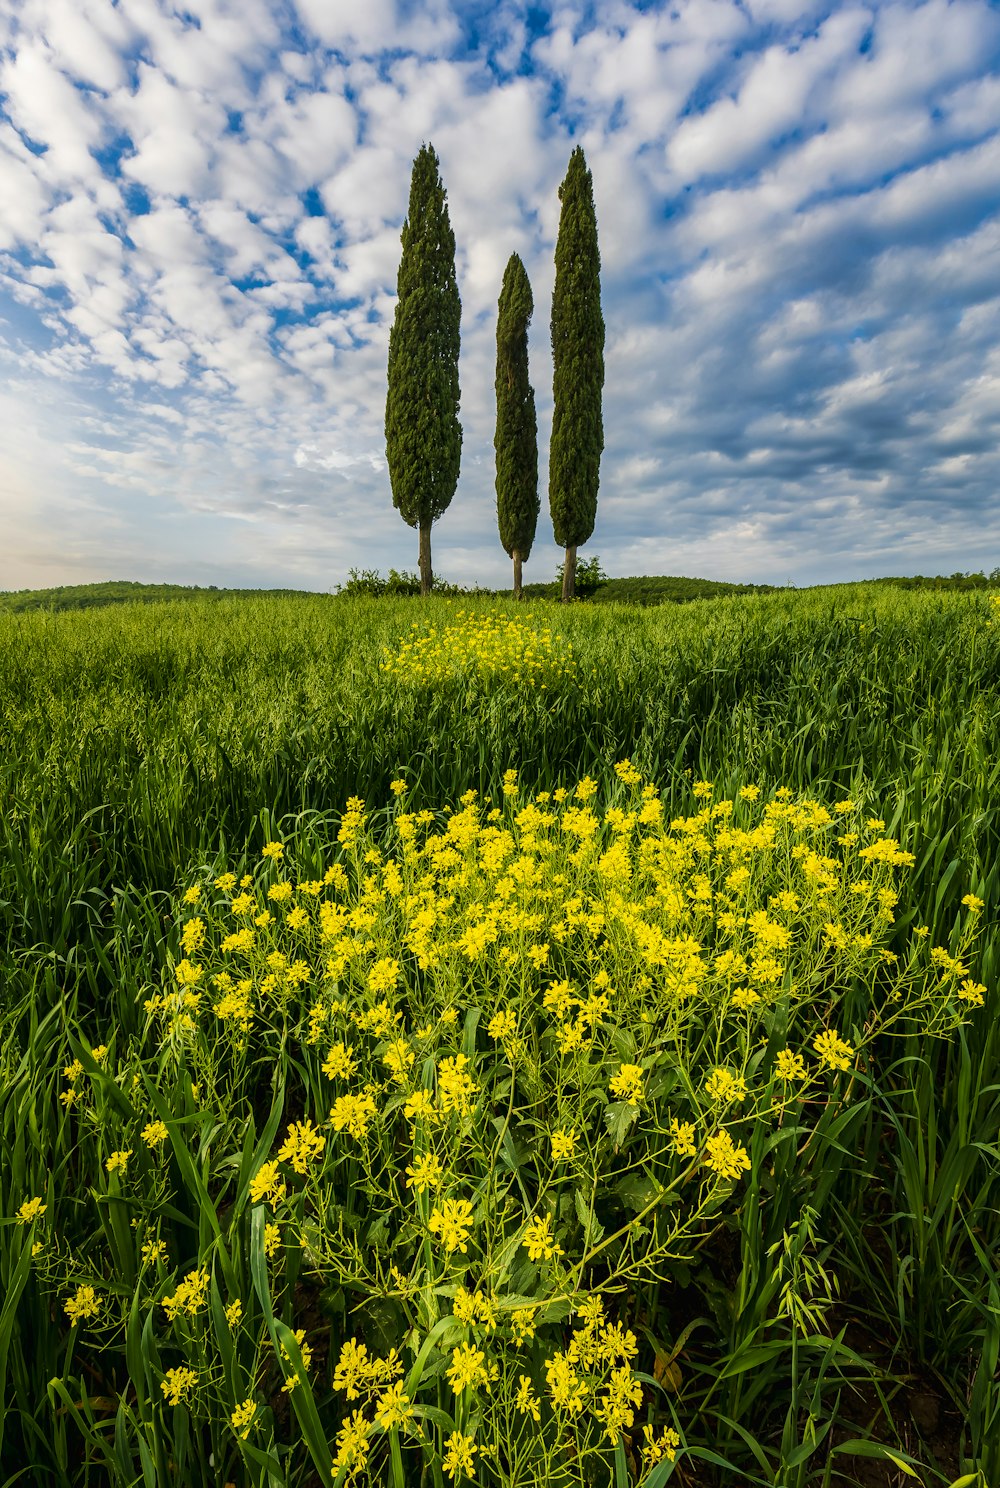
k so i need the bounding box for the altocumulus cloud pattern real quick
[1,0,999,590]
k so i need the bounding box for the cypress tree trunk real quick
[419,523,432,598]
[513,552,523,600]
[562,545,577,603]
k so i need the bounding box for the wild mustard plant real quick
[21,768,987,1485]
[380,611,576,688]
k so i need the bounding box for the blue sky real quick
[1,0,999,592]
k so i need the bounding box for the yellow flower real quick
[438,1054,478,1116]
[404,1088,437,1125]
[596,1364,643,1441]
[739,784,760,801]
[962,894,985,913]
[704,1068,747,1105]
[368,957,401,994]
[280,1328,313,1391]
[323,1042,357,1080]
[775,1048,807,1081]
[141,1238,167,1264]
[142,1120,169,1149]
[609,1063,644,1107]
[511,1307,537,1344]
[389,778,408,797]
[333,1338,377,1401]
[813,1028,855,1072]
[375,1380,414,1428]
[545,1352,588,1415]
[958,979,986,1008]
[183,885,201,904]
[105,1149,132,1177]
[231,1398,257,1439]
[16,1197,46,1224]
[551,1127,577,1161]
[668,1118,697,1157]
[428,1198,474,1254]
[277,1118,326,1174]
[173,958,202,987]
[515,1374,541,1421]
[261,841,284,861]
[160,1366,197,1406]
[335,1410,371,1477]
[63,1059,84,1083]
[442,1430,477,1482]
[225,1299,243,1327]
[249,1160,286,1209]
[162,1267,209,1321]
[522,1213,563,1262]
[613,758,643,786]
[643,1425,681,1464]
[383,1038,415,1085]
[487,1009,517,1041]
[703,1131,751,1181]
[447,1342,488,1395]
[181,917,205,954]
[405,1152,443,1193]
[692,780,713,799]
[329,1093,377,1141]
[263,1223,281,1259]
[65,1284,101,1324]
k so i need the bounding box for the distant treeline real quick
[0,580,314,613]
[866,570,1000,591]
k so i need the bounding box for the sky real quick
[1,0,999,593]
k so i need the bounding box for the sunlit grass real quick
[0,585,998,1484]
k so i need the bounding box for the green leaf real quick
[604,1101,638,1147]
[574,1188,605,1247]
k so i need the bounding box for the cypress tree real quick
[385,142,462,597]
[549,145,604,602]
[495,253,538,600]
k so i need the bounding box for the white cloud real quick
[667,7,872,181]
[0,39,107,182]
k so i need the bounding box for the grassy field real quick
[1,585,998,1487]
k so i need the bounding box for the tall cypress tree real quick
[549,145,604,602]
[495,253,538,600]
[385,143,462,597]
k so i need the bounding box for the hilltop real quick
[1,568,997,613]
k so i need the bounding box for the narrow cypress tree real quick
[385,143,462,597]
[495,253,538,600]
[549,145,604,602]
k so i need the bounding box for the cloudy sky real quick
[1,0,999,592]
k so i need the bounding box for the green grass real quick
[1,585,998,1486]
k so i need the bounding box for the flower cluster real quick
[38,767,986,1488]
[380,612,576,688]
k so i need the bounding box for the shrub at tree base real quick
[14,771,985,1486]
